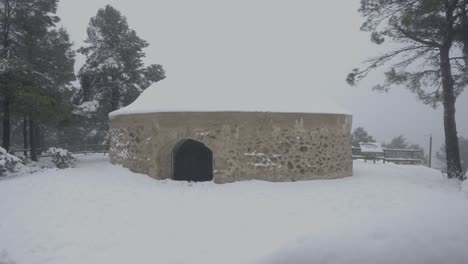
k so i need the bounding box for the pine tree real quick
[352,127,376,147]
[20,28,76,160]
[0,0,60,151]
[78,5,165,114]
[347,0,465,179]
[13,8,75,160]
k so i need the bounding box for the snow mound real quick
[110,78,350,117]
[0,147,21,176]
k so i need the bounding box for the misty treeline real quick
[348,0,468,179]
[352,127,430,163]
[0,1,165,161]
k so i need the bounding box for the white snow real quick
[47,147,70,157]
[109,78,350,117]
[359,142,384,153]
[1,155,468,264]
[73,100,99,116]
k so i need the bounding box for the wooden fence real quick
[10,144,110,158]
[352,147,424,165]
[10,144,424,165]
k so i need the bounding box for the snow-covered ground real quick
[1,154,468,264]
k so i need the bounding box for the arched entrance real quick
[172,139,213,182]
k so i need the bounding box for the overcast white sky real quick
[57,0,468,159]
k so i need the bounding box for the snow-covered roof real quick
[110,78,350,117]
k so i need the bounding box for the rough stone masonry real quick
[110,111,353,183]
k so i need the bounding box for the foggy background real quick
[57,0,468,163]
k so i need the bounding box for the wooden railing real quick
[352,147,424,165]
[10,144,110,158]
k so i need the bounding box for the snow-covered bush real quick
[47,148,75,169]
[0,148,21,176]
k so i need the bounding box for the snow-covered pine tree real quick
[18,28,76,161]
[78,5,165,113]
[0,0,60,151]
[13,4,76,161]
[76,5,165,145]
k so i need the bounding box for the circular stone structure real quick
[109,80,353,184]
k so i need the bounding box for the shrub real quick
[47,148,75,169]
[0,148,21,176]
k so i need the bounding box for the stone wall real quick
[110,112,353,183]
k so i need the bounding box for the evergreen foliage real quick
[47,147,75,169]
[0,0,75,160]
[0,146,20,175]
[76,5,165,144]
[78,5,165,112]
[352,127,376,147]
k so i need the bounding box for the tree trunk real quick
[110,83,120,112]
[2,97,10,151]
[35,124,45,155]
[439,46,463,179]
[29,114,37,162]
[81,73,93,102]
[23,115,28,157]
[1,0,12,152]
[35,125,43,155]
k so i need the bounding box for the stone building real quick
[109,80,353,184]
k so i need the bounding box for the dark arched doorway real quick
[172,139,213,182]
